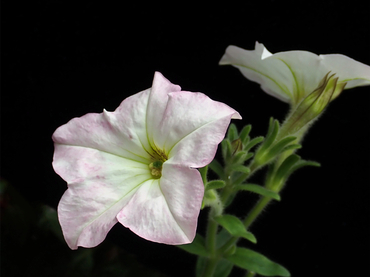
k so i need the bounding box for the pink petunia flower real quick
[52,72,241,249]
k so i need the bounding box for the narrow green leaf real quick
[177,234,208,257]
[230,150,248,164]
[231,165,251,175]
[232,172,250,187]
[196,257,233,277]
[226,247,290,277]
[206,180,226,190]
[289,160,320,175]
[282,143,302,152]
[221,139,232,161]
[265,136,297,160]
[215,215,257,243]
[235,184,281,201]
[227,123,239,141]
[216,228,233,249]
[244,136,264,152]
[213,259,234,277]
[263,119,279,149]
[274,154,301,182]
[240,125,252,145]
[196,256,206,277]
[209,160,225,179]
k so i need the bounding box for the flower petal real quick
[219,42,294,102]
[53,89,155,163]
[54,145,152,249]
[116,163,204,244]
[220,42,370,105]
[318,54,370,89]
[148,87,241,167]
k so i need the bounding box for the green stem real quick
[201,207,220,277]
[245,271,256,277]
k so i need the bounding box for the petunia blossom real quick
[52,72,241,250]
[219,42,370,106]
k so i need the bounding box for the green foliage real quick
[206,180,226,191]
[226,248,290,277]
[196,257,234,277]
[234,184,281,201]
[215,215,256,243]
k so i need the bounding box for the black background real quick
[2,1,369,276]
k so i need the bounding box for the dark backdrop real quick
[2,1,369,276]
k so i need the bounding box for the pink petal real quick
[149,89,241,167]
[54,145,152,249]
[53,93,153,163]
[116,163,204,244]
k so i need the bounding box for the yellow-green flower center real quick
[149,160,163,178]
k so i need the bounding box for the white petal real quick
[54,145,152,249]
[116,163,204,244]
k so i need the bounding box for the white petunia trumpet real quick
[220,42,370,106]
[52,72,241,250]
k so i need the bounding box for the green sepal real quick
[226,247,291,277]
[227,123,239,141]
[196,257,234,277]
[177,234,208,257]
[234,184,281,201]
[209,160,225,179]
[199,165,208,185]
[206,180,226,191]
[215,215,257,243]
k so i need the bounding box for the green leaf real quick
[230,150,248,164]
[221,139,232,161]
[227,123,239,141]
[239,124,252,145]
[226,248,290,276]
[196,257,206,277]
[289,160,320,175]
[215,215,257,243]
[177,234,208,257]
[196,257,234,277]
[282,143,302,152]
[263,119,279,149]
[206,180,226,190]
[235,184,281,201]
[231,165,251,175]
[209,160,225,179]
[274,154,301,182]
[216,228,233,249]
[244,136,264,152]
[267,136,297,158]
[213,259,234,277]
